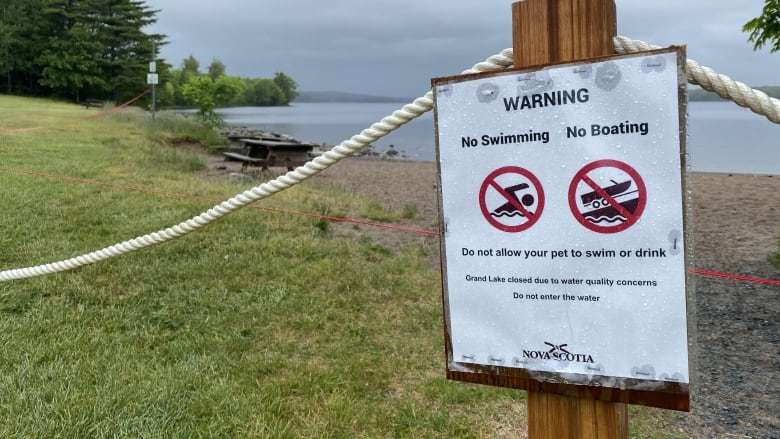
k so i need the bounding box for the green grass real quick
[0,95,686,437]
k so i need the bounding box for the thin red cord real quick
[0,89,151,133]
[1,164,778,286]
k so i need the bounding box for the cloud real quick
[146,0,780,96]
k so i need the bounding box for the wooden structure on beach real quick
[223,136,316,171]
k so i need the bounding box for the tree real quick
[273,71,298,104]
[4,0,48,95]
[744,1,780,271]
[167,55,200,105]
[207,58,226,81]
[0,0,23,93]
[89,0,161,102]
[164,57,300,109]
[182,55,200,76]
[182,75,242,126]
[744,0,780,52]
[0,0,165,100]
[250,78,285,106]
[38,22,105,100]
[157,81,175,107]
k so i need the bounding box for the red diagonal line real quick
[73,89,151,122]
[489,179,534,220]
[689,269,780,286]
[0,89,151,133]
[580,174,632,219]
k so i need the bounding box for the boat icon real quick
[491,183,536,218]
[580,179,639,224]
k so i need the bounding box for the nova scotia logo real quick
[522,341,595,363]
[544,342,570,355]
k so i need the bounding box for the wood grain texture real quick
[512,1,626,437]
[512,0,617,67]
[528,392,628,439]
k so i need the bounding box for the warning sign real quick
[432,47,690,410]
[568,159,647,233]
[479,166,544,232]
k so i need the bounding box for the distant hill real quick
[689,86,780,101]
[294,91,411,103]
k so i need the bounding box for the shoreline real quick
[329,155,780,177]
[220,126,780,177]
[689,170,778,177]
[220,100,780,176]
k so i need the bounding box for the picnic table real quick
[84,99,104,109]
[223,138,316,171]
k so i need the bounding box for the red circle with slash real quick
[479,166,545,233]
[568,159,647,233]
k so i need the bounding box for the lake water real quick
[219,101,780,175]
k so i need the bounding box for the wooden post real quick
[512,0,616,66]
[511,1,627,438]
[527,391,627,439]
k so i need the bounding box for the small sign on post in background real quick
[433,47,691,412]
[149,42,157,121]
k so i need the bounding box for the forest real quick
[0,0,297,109]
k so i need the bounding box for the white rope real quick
[2,36,778,282]
[0,49,514,282]
[614,36,780,124]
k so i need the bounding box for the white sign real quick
[149,61,157,73]
[147,73,159,85]
[434,48,689,387]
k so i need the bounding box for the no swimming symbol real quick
[479,166,545,233]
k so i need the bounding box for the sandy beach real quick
[207,155,780,438]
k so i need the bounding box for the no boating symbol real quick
[568,159,647,233]
[479,166,545,232]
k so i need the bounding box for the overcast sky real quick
[145,0,779,97]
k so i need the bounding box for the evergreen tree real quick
[36,0,92,97]
[38,22,106,100]
[1,0,165,101]
[0,1,22,93]
[4,0,48,95]
[89,0,161,102]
